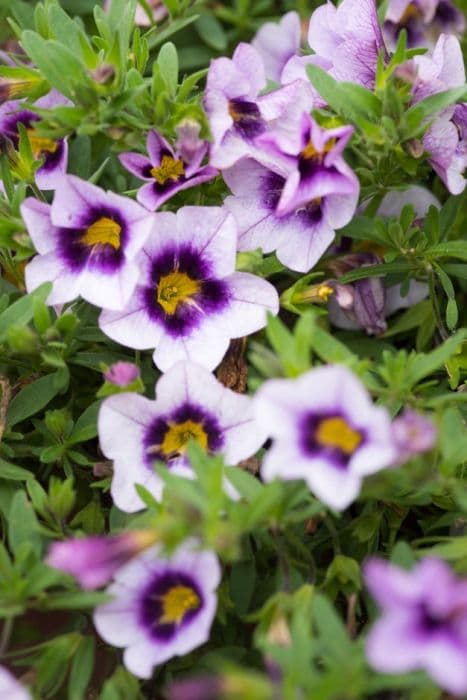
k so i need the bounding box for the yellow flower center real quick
[301,138,336,162]
[81,217,122,250]
[150,155,185,185]
[159,419,208,458]
[315,417,362,455]
[26,129,58,159]
[156,271,200,315]
[160,585,200,625]
[400,3,421,23]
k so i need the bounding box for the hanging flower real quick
[0,90,70,190]
[254,365,396,511]
[98,361,267,512]
[251,11,301,84]
[119,129,217,211]
[22,175,154,309]
[0,667,31,700]
[365,557,467,696]
[46,530,159,589]
[383,0,465,51]
[93,542,221,679]
[99,206,278,371]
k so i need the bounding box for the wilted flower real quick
[99,206,278,371]
[46,530,159,589]
[22,175,154,309]
[93,542,221,678]
[103,361,140,387]
[365,557,467,695]
[392,409,437,462]
[98,361,267,512]
[383,0,465,51]
[255,365,396,511]
[0,90,70,190]
[0,667,31,700]
[251,11,301,84]
[119,129,217,211]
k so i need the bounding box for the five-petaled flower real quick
[254,365,396,510]
[93,542,221,679]
[99,205,279,371]
[22,175,155,309]
[119,129,217,211]
[98,361,267,512]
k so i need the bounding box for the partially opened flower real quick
[0,667,31,700]
[22,175,154,309]
[383,0,465,50]
[204,43,313,170]
[392,409,437,462]
[103,361,140,387]
[47,530,159,589]
[93,542,221,678]
[224,126,358,273]
[255,365,395,511]
[251,11,301,84]
[0,90,70,189]
[98,361,267,512]
[365,557,467,695]
[119,129,217,211]
[99,206,279,371]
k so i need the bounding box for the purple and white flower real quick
[22,175,154,310]
[383,0,465,51]
[99,206,279,372]
[224,116,359,273]
[0,667,31,700]
[93,542,221,678]
[365,557,467,695]
[251,11,301,85]
[255,365,396,511]
[46,530,159,589]
[98,361,267,512]
[204,43,313,170]
[119,129,217,211]
[0,90,70,190]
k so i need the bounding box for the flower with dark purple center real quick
[98,361,267,512]
[22,175,154,310]
[254,365,396,511]
[99,206,278,372]
[365,557,467,695]
[119,129,217,211]
[93,542,221,678]
[383,0,465,50]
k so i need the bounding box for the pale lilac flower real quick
[255,365,396,511]
[167,676,222,700]
[46,531,158,589]
[365,557,467,695]
[252,11,301,84]
[383,0,465,50]
[99,206,278,372]
[98,361,267,512]
[103,361,140,387]
[22,175,154,310]
[307,0,387,89]
[0,90,70,189]
[392,409,437,462]
[119,129,217,211]
[175,120,205,165]
[93,542,221,678]
[204,43,313,170]
[0,667,31,700]
[104,0,167,26]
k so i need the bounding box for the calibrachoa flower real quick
[0,667,31,700]
[22,175,154,309]
[93,542,221,678]
[46,530,159,589]
[99,206,279,371]
[103,361,140,387]
[392,409,437,462]
[365,557,467,695]
[255,365,396,511]
[0,90,70,190]
[204,42,313,170]
[98,361,267,512]
[383,0,465,50]
[251,11,301,84]
[119,129,217,211]
[224,117,359,273]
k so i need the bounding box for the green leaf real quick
[6,373,63,428]
[8,491,42,555]
[405,86,467,133]
[306,64,382,121]
[68,401,100,445]
[0,283,52,342]
[68,636,95,700]
[0,458,32,482]
[429,241,467,262]
[407,330,467,386]
[195,13,227,51]
[157,42,178,97]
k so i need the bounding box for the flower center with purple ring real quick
[156,270,200,315]
[301,413,363,468]
[81,217,122,251]
[26,129,58,159]
[140,570,203,640]
[150,155,185,185]
[228,98,266,139]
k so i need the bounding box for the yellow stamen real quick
[301,138,336,162]
[317,284,334,302]
[400,3,421,23]
[315,417,362,455]
[81,217,121,250]
[150,155,185,185]
[158,419,208,457]
[26,130,58,159]
[159,585,200,625]
[156,271,200,315]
